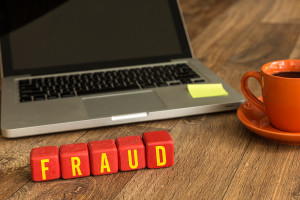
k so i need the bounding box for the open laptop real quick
[0,0,244,138]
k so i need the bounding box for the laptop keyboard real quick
[18,63,205,102]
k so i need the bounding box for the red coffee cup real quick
[241,60,300,132]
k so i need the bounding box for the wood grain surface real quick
[1,0,300,199]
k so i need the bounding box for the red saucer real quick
[237,98,300,145]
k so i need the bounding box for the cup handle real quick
[241,71,266,113]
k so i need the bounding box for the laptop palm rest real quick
[82,91,166,119]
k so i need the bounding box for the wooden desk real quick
[1,0,299,199]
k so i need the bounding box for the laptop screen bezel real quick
[0,0,192,77]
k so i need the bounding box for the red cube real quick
[142,131,174,169]
[115,136,146,171]
[30,146,61,181]
[88,139,118,175]
[60,143,90,179]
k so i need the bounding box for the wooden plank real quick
[7,125,170,199]
[0,130,87,199]
[290,35,300,59]
[113,113,252,199]
[223,139,300,199]
[220,23,300,93]
[262,0,300,24]
[184,0,300,92]
[179,0,238,41]
[191,0,274,61]
[8,171,137,200]
[274,150,300,200]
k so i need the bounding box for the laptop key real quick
[180,79,193,84]
[142,85,156,89]
[61,91,75,98]
[21,91,46,97]
[112,84,125,89]
[156,83,168,87]
[76,88,89,96]
[32,78,43,85]
[76,89,100,96]
[34,95,45,101]
[126,82,140,89]
[178,74,199,79]
[194,79,205,83]
[101,85,116,92]
[19,85,37,91]
[18,80,30,85]
[140,81,156,88]
[44,77,55,83]
[47,94,59,99]
[20,96,32,102]
[31,91,47,96]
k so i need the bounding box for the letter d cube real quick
[142,131,174,169]
[60,143,90,179]
[30,146,61,181]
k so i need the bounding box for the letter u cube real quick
[116,136,146,171]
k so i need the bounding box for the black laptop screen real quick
[0,0,192,76]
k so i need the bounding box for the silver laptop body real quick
[0,0,244,138]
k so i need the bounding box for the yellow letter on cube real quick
[156,146,166,166]
[128,149,138,169]
[101,153,111,173]
[71,157,82,176]
[41,159,49,180]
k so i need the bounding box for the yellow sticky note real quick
[187,84,228,98]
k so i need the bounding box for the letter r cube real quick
[30,146,61,181]
[116,136,146,171]
[142,131,174,169]
[88,139,118,175]
[60,143,90,179]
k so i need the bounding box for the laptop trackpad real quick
[82,91,166,118]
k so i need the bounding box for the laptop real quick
[0,0,244,138]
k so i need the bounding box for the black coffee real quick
[272,71,300,78]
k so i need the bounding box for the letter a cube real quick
[116,136,146,171]
[88,139,118,175]
[60,143,90,179]
[142,131,174,169]
[30,146,61,181]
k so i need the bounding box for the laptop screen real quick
[0,0,192,77]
